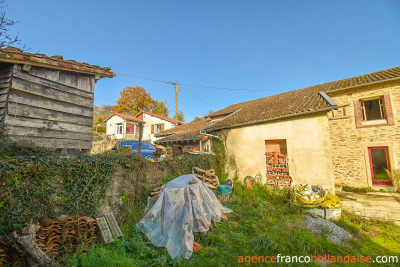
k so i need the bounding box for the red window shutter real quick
[161,123,165,132]
[151,124,154,134]
[353,99,363,128]
[383,94,395,125]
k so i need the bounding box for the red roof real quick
[103,113,143,123]
[154,120,213,143]
[135,111,177,124]
[0,47,114,78]
[206,65,400,131]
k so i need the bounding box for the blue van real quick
[115,140,157,158]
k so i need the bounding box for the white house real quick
[134,111,177,143]
[104,113,143,140]
[104,111,177,143]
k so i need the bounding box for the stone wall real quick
[91,139,118,155]
[327,80,400,188]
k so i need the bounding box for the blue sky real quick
[5,0,400,121]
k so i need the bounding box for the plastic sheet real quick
[292,184,340,209]
[137,174,230,259]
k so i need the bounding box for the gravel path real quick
[303,214,353,246]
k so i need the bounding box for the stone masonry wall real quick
[327,81,400,188]
[91,140,118,155]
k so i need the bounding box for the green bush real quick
[0,148,221,238]
[93,125,106,133]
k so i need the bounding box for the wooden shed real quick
[0,47,114,152]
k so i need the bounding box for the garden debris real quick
[303,214,352,246]
[0,240,11,266]
[35,216,98,257]
[1,216,99,266]
[96,213,123,244]
[192,167,220,193]
[221,213,228,221]
[137,174,233,259]
[218,194,231,202]
[217,180,233,202]
[292,184,341,209]
[13,223,55,267]
[96,217,113,244]
[150,184,162,196]
[193,241,203,252]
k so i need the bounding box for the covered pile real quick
[137,174,230,259]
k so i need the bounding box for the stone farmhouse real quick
[202,66,400,192]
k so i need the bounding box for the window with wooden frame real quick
[354,94,394,128]
[151,123,165,134]
[361,97,385,121]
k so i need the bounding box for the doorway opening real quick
[368,146,392,186]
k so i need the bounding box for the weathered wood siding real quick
[4,65,95,149]
[0,63,13,124]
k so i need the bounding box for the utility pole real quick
[175,81,179,123]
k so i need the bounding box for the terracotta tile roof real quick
[154,120,213,142]
[135,111,177,124]
[103,112,143,123]
[0,47,114,78]
[206,66,400,131]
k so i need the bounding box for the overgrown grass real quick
[67,184,400,266]
[342,185,397,194]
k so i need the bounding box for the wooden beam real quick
[8,125,93,141]
[9,135,92,149]
[13,68,94,99]
[7,102,93,126]
[12,77,93,107]
[9,89,93,117]
[5,114,92,134]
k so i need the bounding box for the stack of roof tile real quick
[35,216,98,257]
[0,239,24,266]
[0,215,99,266]
[0,240,10,266]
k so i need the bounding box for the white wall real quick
[225,113,335,192]
[105,115,125,138]
[142,113,175,143]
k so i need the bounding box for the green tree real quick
[148,100,169,117]
[176,111,185,122]
[113,86,170,117]
[93,105,114,125]
[191,116,204,122]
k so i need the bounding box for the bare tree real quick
[0,0,19,48]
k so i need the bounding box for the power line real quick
[114,77,173,88]
[182,111,204,115]
[179,86,220,109]
[115,73,175,85]
[179,82,284,92]
[115,72,285,92]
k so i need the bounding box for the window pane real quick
[121,141,139,149]
[142,142,153,150]
[363,99,383,120]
